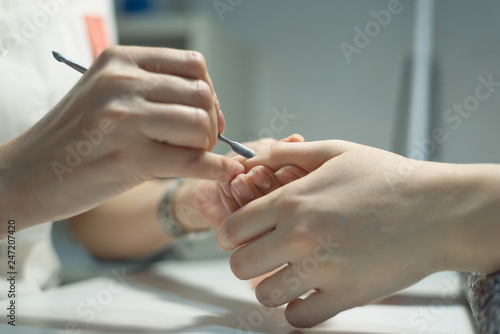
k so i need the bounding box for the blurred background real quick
[115,0,500,163]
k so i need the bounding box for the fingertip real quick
[280,134,305,143]
[231,174,255,200]
[216,224,236,251]
[217,108,226,134]
[285,299,311,328]
[293,134,305,142]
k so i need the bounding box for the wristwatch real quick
[157,178,187,236]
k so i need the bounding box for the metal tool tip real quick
[52,51,64,62]
[234,145,255,159]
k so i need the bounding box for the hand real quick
[219,134,307,213]
[175,135,306,232]
[216,140,500,327]
[65,137,304,261]
[0,46,242,234]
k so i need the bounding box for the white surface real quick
[0,257,476,333]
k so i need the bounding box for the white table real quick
[0,257,477,333]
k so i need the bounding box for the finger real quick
[219,183,241,214]
[138,103,212,150]
[220,180,234,199]
[243,141,349,173]
[217,108,226,134]
[206,73,225,135]
[144,74,214,112]
[280,134,305,143]
[133,47,212,83]
[231,165,306,206]
[275,165,308,186]
[143,141,244,181]
[217,191,280,251]
[250,266,284,289]
[230,174,264,207]
[285,291,340,328]
[133,47,219,149]
[229,232,289,280]
[256,265,318,308]
[246,165,282,195]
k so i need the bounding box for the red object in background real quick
[84,15,110,59]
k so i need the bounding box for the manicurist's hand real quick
[0,46,242,237]
[216,140,500,327]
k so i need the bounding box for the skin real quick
[216,140,500,328]
[0,46,243,239]
[67,137,304,260]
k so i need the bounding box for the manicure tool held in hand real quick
[52,51,255,159]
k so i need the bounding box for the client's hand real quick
[219,134,307,214]
[216,140,500,327]
[176,134,307,232]
[174,137,294,231]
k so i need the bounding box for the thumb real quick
[243,140,350,173]
[144,141,244,181]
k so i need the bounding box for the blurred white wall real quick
[434,0,500,163]
[117,0,500,163]
[188,0,414,151]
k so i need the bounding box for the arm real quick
[216,140,500,327]
[67,177,226,260]
[66,138,292,260]
[0,46,242,239]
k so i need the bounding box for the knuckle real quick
[192,108,211,147]
[259,138,278,146]
[191,80,213,109]
[288,226,317,251]
[102,101,131,121]
[102,45,121,57]
[95,67,137,88]
[185,50,207,74]
[276,194,299,212]
[96,46,125,65]
[276,202,319,252]
[268,141,285,156]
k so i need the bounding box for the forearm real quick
[0,140,45,239]
[68,180,176,260]
[68,178,211,261]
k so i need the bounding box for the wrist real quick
[174,179,210,232]
[404,160,490,275]
[443,164,500,273]
[0,141,33,231]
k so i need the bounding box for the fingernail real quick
[221,181,234,198]
[231,174,254,200]
[216,232,233,251]
[247,166,272,190]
